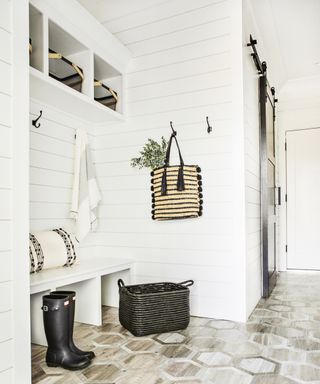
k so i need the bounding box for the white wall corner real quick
[230,0,247,322]
[12,0,31,382]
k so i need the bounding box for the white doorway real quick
[286,128,320,270]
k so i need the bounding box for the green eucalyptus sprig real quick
[131,136,168,170]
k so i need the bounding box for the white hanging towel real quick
[71,128,101,242]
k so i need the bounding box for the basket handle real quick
[117,279,125,288]
[179,280,194,287]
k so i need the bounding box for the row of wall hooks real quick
[169,117,213,136]
[32,110,213,135]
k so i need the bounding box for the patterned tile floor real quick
[32,272,320,383]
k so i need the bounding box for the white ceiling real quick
[77,0,167,28]
[249,0,320,81]
[79,0,320,83]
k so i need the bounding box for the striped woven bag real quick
[151,132,203,220]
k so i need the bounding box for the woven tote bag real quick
[151,132,203,220]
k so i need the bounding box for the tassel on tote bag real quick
[151,132,203,220]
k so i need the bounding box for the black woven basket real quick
[118,279,194,337]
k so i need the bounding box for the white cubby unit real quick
[29,0,131,123]
[29,4,45,72]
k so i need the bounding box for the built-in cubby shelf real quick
[29,4,44,72]
[30,67,125,123]
[29,0,130,123]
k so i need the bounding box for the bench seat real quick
[30,256,134,346]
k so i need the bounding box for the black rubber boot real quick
[42,295,91,370]
[50,291,95,360]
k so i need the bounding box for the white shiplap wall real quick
[29,100,96,258]
[242,2,261,317]
[89,0,248,321]
[0,0,13,381]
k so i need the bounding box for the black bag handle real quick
[161,132,185,195]
[117,279,125,288]
[179,280,194,287]
[164,133,184,167]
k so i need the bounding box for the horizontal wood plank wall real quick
[91,0,245,320]
[29,100,96,259]
[0,0,13,380]
[243,6,261,317]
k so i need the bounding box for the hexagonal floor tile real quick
[187,336,218,350]
[294,321,320,330]
[123,353,160,370]
[40,361,66,375]
[116,369,166,384]
[99,322,127,334]
[208,320,236,329]
[195,351,232,366]
[288,338,320,351]
[102,306,118,319]
[263,347,305,363]
[309,330,320,340]
[203,367,252,384]
[162,361,201,379]
[251,333,287,346]
[307,351,320,366]
[52,375,84,384]
[93,333,125,346]
[268,305,292,312]
[156,332,186,344]
[262,317,293,328]
[215,329,249,343]
[124,338,161,352]
[222,341,262,357]
[244,323,273,336]
[250,309,279,318]
[184,326,217,337]
[94,346,128,361]
[272,327,304,338]
[280,311,310,320]
[160,345,193,359]
[37,375,81,384]
[239,357,276,374]
[82,363,122,382]
[73,324,97,349]
[281,363,320,382]
[251,374,299,384]
[189,317,210,327]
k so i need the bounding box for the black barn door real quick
[259,65,278,297]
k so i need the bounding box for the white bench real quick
[30,257,134,346]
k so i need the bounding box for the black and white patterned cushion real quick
[29,228,77,273]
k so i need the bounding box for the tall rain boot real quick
[42,294,91,370]
[50,290,95,360]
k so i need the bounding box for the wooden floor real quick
[32,272,320,383]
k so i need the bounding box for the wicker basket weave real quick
[118,279,194,337]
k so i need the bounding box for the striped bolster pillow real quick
[29,228,77,273]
